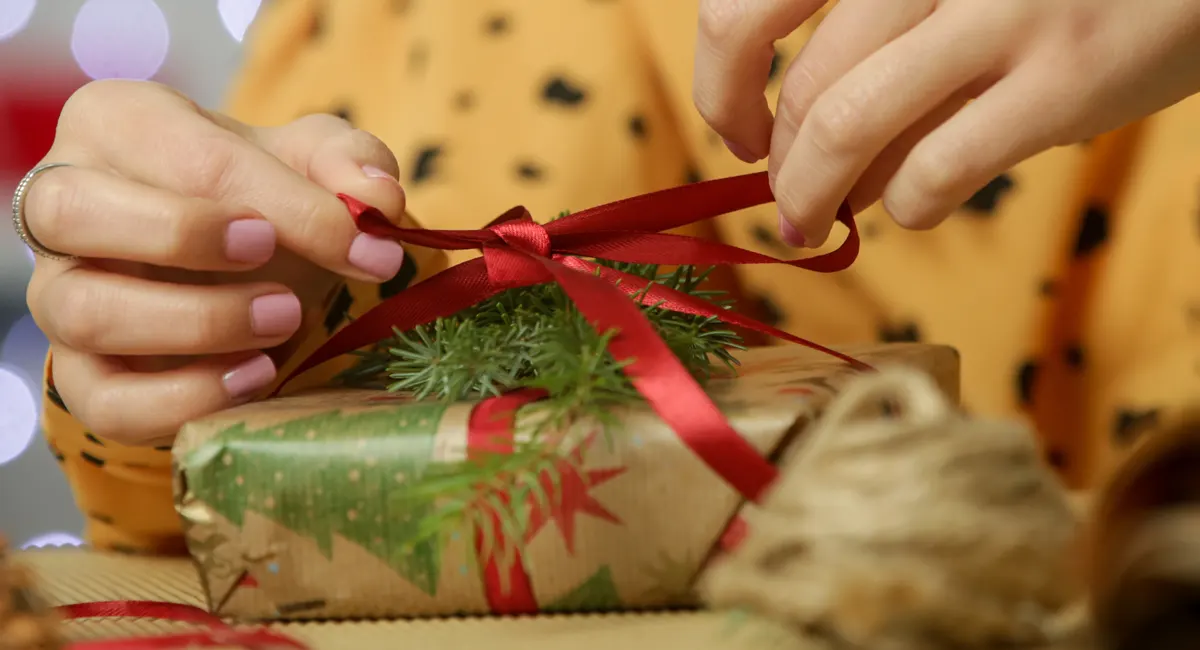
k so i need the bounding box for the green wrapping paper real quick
[172,343,959,620]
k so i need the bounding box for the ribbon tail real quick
[562,259,872,372]
[538,257,778,503]
[273,259,500,395]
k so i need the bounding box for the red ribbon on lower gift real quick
[58,601,309,649]
[275,171,871,506]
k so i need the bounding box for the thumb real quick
[253,113,408,279]
[255,113,406,221]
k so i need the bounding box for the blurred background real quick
[0,0,262,549]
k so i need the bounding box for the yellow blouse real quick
[42,0,1200,553]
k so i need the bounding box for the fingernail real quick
[224,219,276,264]
[250,293,302,337]
[362,165,398,181]
[348,232,406,280]
[778,211,807,247]
[222,354,277,401]
[723,138,762,164]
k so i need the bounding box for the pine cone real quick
[0,535,64,650]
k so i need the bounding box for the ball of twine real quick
[701,367,1089,650]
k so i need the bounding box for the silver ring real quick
[12,162,76,262]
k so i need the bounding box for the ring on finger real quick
[12,162,78,262]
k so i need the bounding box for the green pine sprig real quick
[339,221,746,560]
[340,262,744,422]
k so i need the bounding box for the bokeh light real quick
[0,0,36,42]
[21,532,84,549]
[2,314,50,374]
[218,0,261,42]
[71,0,170,81]
[0,365,38,466]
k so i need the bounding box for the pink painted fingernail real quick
[362,165,398,181]
[224,219,276,264]
[348,232,406,280]
[723,138,762,163]
[222,354,277,401]
[250,293,302,337]
[778,211,807,247]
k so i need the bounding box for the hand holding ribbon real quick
[277,170,869,504]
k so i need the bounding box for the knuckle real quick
[906,148,961,200]
[176,131,243,198]
[697,0,749,46]
[291,199,341,251]
[296,112,354,132]
[60,80,123,128]
[60,79,161,137]
[155,198,208,261]
[183,300,230,349]
[345,128,399,169]
[806,96,865,158]
[49,281,107,350]
[23,168,77,243]
[691,86,730,132]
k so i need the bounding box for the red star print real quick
[524,433,625,554]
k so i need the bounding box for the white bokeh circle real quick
[0,365,38,466]
[71,0,170,81]
[2,314,51,377]
[218,0,262,42]
[21,532,84,549]
[0,0,37,42]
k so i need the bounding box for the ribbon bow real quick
[279,171,867,503]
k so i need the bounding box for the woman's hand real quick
[693,0,1200,246]
[23,80,408,446]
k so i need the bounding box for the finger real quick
[882,64,1079,229]
[38,267,301,355]
[259,115,410,281]
[693,0,827,161]
[846,88,979,214]
[22,165,276,270]
[65,81,400,282]
[52,347,277,445]
[767,0,935,186]
[773,3,1018,246]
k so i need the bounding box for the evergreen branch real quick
[344,221,746,553]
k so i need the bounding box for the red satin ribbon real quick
[277,171,868,506]
[59,601,308,649]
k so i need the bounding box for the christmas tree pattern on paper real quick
[181,402,449,596]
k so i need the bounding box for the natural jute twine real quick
[701,367,1090,650]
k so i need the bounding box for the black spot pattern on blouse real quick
[628,114,647,140]
[1063,344,1086,369]
[1072,205,1110,257]
[1016,359,1039,405]
[485,14,510,35]
[751,295,783,327]
[768,48,783,82]
[455,90,475,111]
[46,384,68,414]
[1112,408,1160,446]
[379,255,419,299]
[410,145,443,184]
[878,321,922,343]
[323,285,354,335]
[961,174,1014,215]
[542,76,587,106]
[516,161,545,181]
